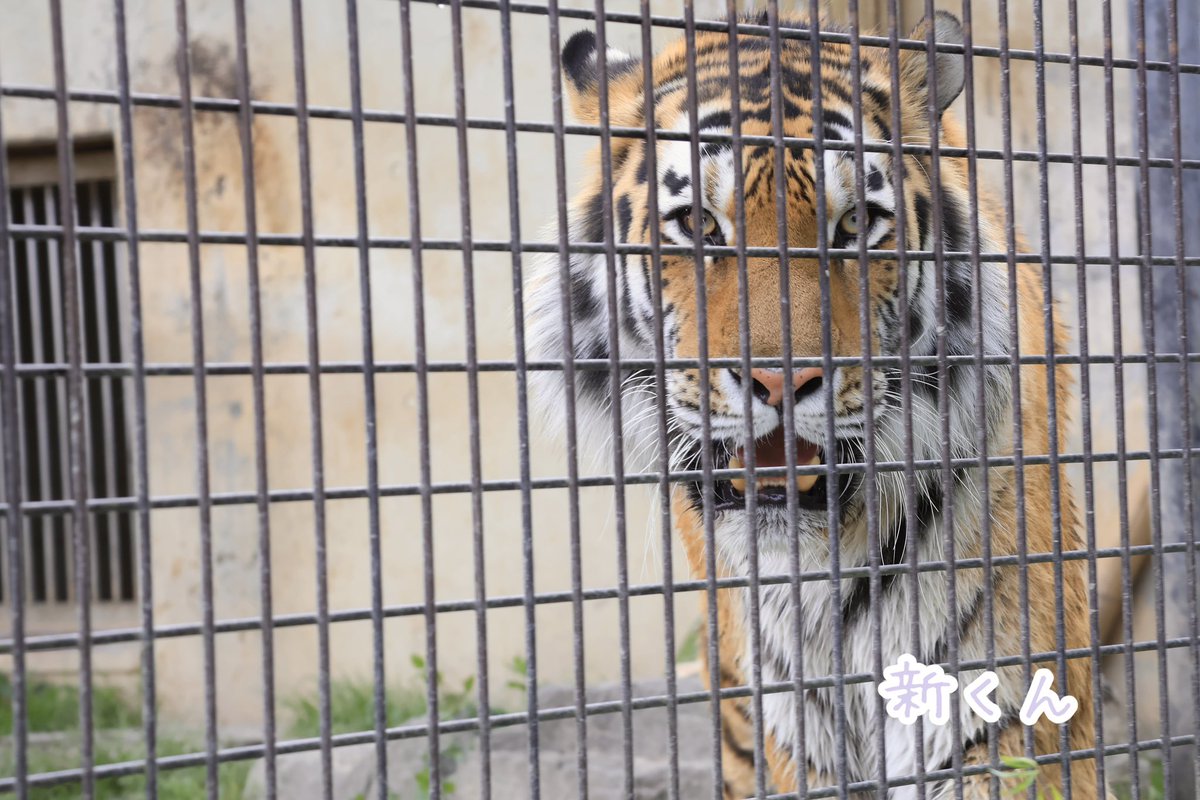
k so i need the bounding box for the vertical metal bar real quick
[954,0,1001,795]
[111,0,157,792]
[720,6,768,798]
[582,6,636,795]
[634,4,680,796]
[803,5,851,795]
[764,6,810,797]
[74,184,98,602]
[342,0,389,794]
[843,4,888,796]
[1100,0,1142,792]
[287,2,334,795]
[23,189,54,605]
[0,46,28,800]
[99,181,134,603]
[42,185,72,604]
[1129,0,1174,793]
[1161,0,1200,792]
[87,181,120,603]
[47,1,95,795]
[171,1,219,794]
[678,4,724,797]
[994,0,1037,787]
[1029,0,1072,790]
[231,2,277,794]
[492,1,538,796]
[543,1,589,796]
[395,2,442,798]
[446,1,493,797]
[1064,0,1107,790]
[1142,0,1200,791]
[917,2,966,795]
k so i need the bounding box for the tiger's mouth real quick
[710,425,847,512]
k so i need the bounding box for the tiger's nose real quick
[749,367,824,407]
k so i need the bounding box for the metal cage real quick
[0,1,1197,799]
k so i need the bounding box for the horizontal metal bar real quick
[5,445,1198,518]
[1,540,1194,655]
[10,223,1200,269]
[409,0,1200,78]
[1,657,1191,793]
[775,734,1197,799]
[2,85,1199,172]
[4,351,1200,379]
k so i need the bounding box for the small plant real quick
[411,653,477,721]
[676,622,703,664]
[990,755,1062,799]
[505,655,528,693]
[414,760,457,799]
[1111,755,1166,800]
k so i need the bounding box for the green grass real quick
[0,738,251,800]
[287,656,524,799]
[0,673,250,799]
[285,677,430,738]
[0,672,140,735]
[1112,756,1166,800]
[676,622,703,664]
[285,654,502,740]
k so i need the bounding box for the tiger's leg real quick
[698,622,759,800]
[676,492,768,799]
[956,709,1103,800]
[716,687,758,799]
[767,764,858,800]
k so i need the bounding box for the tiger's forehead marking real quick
[653,101,899,233]
[642,31,909,237]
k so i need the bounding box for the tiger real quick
[525,11,1099,799]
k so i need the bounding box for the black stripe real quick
[698,110,732,131]
[860,83,890,111]
[570,266,601,324]
[722,727,755,763]
[663,168,689,196]
[616,195,632,242]
[867,166,884,192]
[945,258,973,330]
[578,338,609,397]
[913,191,931,251]
[909,259,927,345]
[820,107,853,131]
[581,191,604,243]
[841,484,940,627]
[872,112,892,142]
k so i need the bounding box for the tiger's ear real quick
[562,30,643,126]
[900,11,965,116]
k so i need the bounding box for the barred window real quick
[1,146,134,606]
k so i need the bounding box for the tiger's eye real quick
[839,209,860,236]
[680,208,718,239]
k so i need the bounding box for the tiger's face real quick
[528,14,1006,535]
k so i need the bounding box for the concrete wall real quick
[0,0,1152,741]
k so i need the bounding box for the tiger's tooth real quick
[795,473,819,493]
[808,454,821,466]
[729,456,745,494]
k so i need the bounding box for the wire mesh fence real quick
[0,0,1197,798]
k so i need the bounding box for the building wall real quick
[0,0,1149,739]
